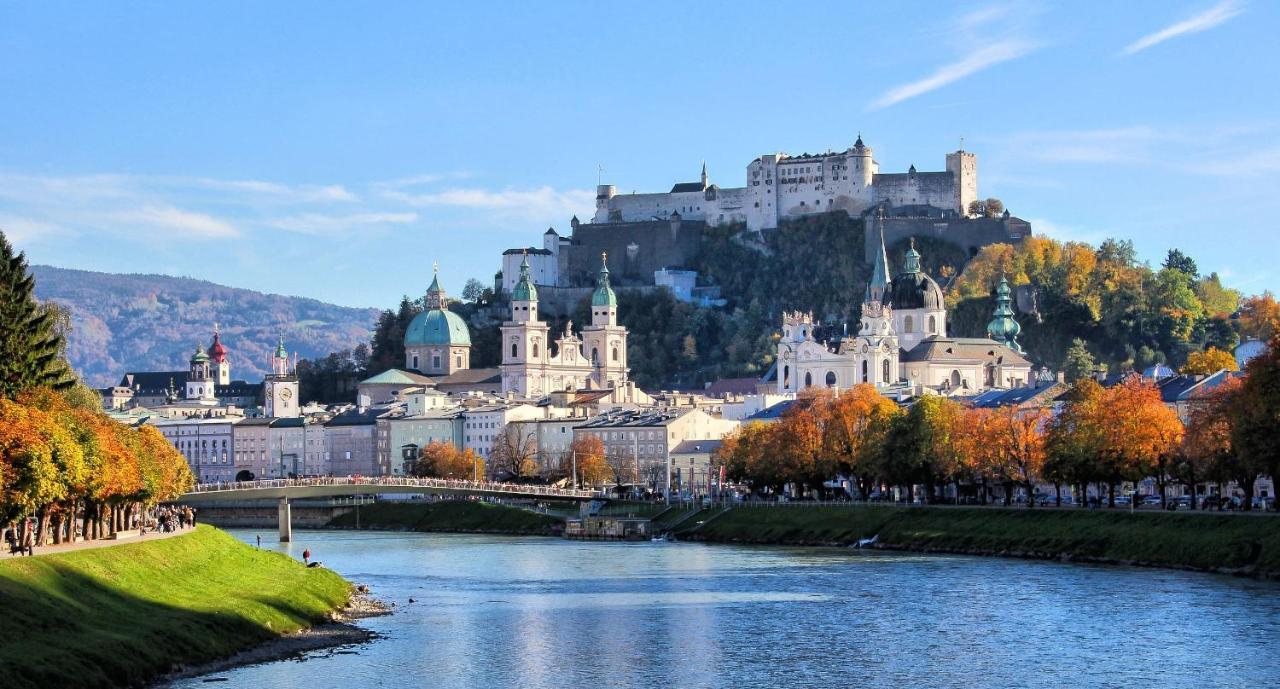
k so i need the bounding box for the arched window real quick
[904,315,914,333]
[612,347,618,362]
[783,365,790,387]
[927,315,936,334]
[412,354,419,370]
[532,343,540,358]
[861,360,868,383]
[804,372,813,388]
[456,355,462,369]
[825,371,837,387]
[882,359,891,383]
[950,370,962,388]
[591,348,599,364]
[511,343,518,358]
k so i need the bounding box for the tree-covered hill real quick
[31,265,379,387]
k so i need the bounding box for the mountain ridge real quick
[32,264,379,388]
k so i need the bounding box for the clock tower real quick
[264,336,300,418]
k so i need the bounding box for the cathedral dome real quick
[405,308,471,347]
[885,239,944,311]
[886,271,945,311]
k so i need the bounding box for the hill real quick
[32,265,379,387]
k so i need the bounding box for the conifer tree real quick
[0,231,74,399]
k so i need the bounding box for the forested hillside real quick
[31,266,379,387]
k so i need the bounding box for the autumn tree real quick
[1176,378,1239,510]
[1238,294,1280,342]
[1098,377,1183,507]
[821,384,901,499]
[880,395,961,503]
[1181,348,1239,375]
[984,407,1050,507]
[1227,336,1280,511]
[411,441,454,478]
[561,434,608,487]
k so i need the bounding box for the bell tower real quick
[581,253,628,389]
[500,253,550,395]
[264,336,300,418]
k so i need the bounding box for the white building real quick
[778,222,1030,395]
[594,136,978,231]
[151,416,239,483]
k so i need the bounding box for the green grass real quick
[327,500,563,535]
[0,525,351,689]
[683,506,1280,577]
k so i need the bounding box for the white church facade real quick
[777,223,1031,396]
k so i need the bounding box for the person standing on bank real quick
[303,548,311,565]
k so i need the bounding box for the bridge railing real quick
[187,476,599,499]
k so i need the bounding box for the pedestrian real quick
[256,534,261,548]
[22,522,34,557]
[303,548,311,565]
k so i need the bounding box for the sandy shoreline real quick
[157,592,392,684]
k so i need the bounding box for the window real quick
[432,355,441,369]
[611,347,618,362]
[882,359,891,384]
[928,315,937,334]
[511,343,518,358]
[862,360,869,383]
[804,372,812,387]
[533,343,540,358]
[825,371,837,387]
[412,354,419,369]
[783,365,790,387]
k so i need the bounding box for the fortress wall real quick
[564,220,705,287]
[868,216,1032,264]
[873,172,957,211]
[598,190,711,223]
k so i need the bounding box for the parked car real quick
[1114,496,1132,506]
[1142,495,1163,506]
[1174,496,1192,508]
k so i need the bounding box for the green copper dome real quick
[512,254,538,302]
[190,343,209,363]
[274,336,288,359]
[405,308,472,347]
[591,253,617,307]
[986,274,1023,352]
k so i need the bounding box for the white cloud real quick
[868,4,1041,110]
[386,186,594,220]
[117,205,239,239]
[870,40,1038,110]
[1121,0,1243,56]
[0,215,72,245]
[268,211,418,235]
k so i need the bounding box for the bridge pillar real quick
[278,497,292,543]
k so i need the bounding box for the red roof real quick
[209,331,228,363]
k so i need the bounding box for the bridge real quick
[176,477,598,541]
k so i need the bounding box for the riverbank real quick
[0,525,354,689]
[676,505,1280,579]
[325,500,563,535]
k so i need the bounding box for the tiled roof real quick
[901,337,1030,366]
[359,369,436,386]
[703,377,761,397]
[671,439,724,455]
[669,182,705,193]
[744,399,799,421]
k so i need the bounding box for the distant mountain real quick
[32,265,380,388]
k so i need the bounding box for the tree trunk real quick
[1054,483,1062,508]
[1108,483,1116,508]
[1026,481,1036,508]
[1240,477,1256,512]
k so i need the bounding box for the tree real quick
[1163,249,1198,278]
[1062,339,1096,383]
[1177,379,1237,510]
[1045,378,1106,507]
[983,198,1005,217]
[821,384,901,499]
[411,441,454,478]
[461,279,486,304]
[1228,335,1280,511]
[1238,293,1280,342]
[488,424,539,480]
[983,407,1049,507]
[562,434,608,487]
[0,232,74,399]
[1100,377,1183,507]
[1182,348,1239,375]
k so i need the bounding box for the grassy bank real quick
[679,505,1280,578]
[0,525,351,689]
[327,500,563,535]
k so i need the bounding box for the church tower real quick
[404,265,472,375]
[264,336,300,418]
[500,254,550,396]
[854,214,899,387]
[185,343,217,403]
[581,253,629,389]
[209,324,231,385]
[986,274,1023,353]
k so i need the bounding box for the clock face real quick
[280,388,293,400]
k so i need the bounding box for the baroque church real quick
[777,219,1031,395]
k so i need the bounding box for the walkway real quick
[179,476,598,503]
[0,526,194,561]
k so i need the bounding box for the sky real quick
[1,1,1277,308]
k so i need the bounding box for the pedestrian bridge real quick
[175,477,597,541]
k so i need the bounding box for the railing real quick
[187,476,598,499]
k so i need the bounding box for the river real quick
[166,529,1279,689]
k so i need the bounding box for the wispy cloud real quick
[1121,0,1243,56]
[868,5,1041,110]
[268,211,419,235]
[384,186,594,220]
[117,205,239,239]
[997,123,1280,175]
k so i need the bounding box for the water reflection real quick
[164,530,1280,689]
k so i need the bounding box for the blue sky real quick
[1,1,1276,308]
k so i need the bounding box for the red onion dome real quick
[209,330,228,363]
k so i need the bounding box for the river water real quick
[167,529,1279,689]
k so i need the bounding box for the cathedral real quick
[776,219,1031,395]
[500,253,633,397]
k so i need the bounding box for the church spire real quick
[903,237,921,275]
[512,251,537,302]
[700,161,708,188]
[426,262,445,310]
[866,208,890,304]
[987,273,1023,353]
[592,252,617,308]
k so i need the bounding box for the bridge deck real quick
[176,477,598,504]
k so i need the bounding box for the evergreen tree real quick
[1062,338,1095,383]
[1163,249,1198,278]
[0,231,74,399]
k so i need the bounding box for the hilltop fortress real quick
[501,134,1029,310]
[594,135,977,230]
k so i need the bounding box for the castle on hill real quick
[594,135,976,231]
